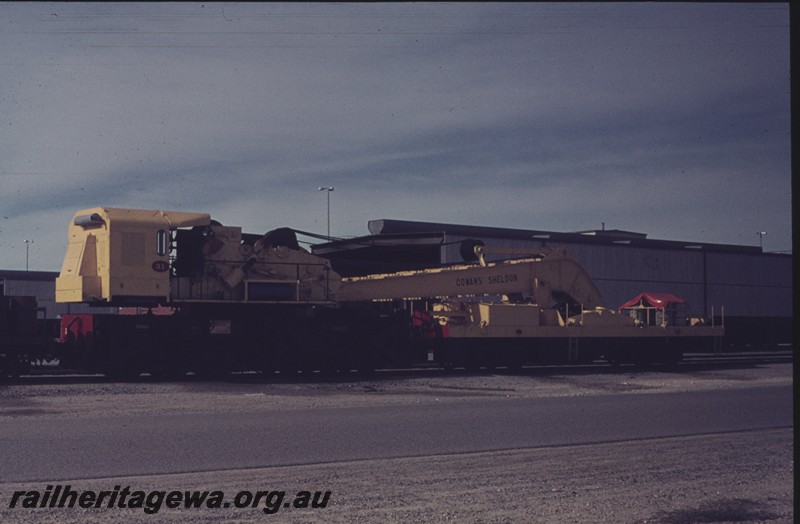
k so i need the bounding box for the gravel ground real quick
[0,363,793,523]
[0,362,792,418]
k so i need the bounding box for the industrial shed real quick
[313,219,792,346]
[0,270,102,319]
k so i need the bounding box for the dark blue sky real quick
[0,3,791,270]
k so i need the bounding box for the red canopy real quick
[619,292,686,310]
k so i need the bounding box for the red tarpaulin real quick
[619,292,686,310]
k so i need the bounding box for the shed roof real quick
[364,219,764,254]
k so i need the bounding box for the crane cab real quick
[56,207,210,304]
[56,207,342,306]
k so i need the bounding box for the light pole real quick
[24,239,33,271]
[757,231,767,251]
[318,187,334,240]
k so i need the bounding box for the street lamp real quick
[757,231,767,250]
[318,187,334,240]
[24,239,33,271]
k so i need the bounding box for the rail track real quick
[677,349,793,365]
[4,349,792,386]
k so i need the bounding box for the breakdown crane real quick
[53,207,723,376]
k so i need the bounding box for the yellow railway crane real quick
[54,207,723,377]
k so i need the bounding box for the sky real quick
[0,2,792,271]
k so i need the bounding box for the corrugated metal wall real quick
[442,235,792,318]
[3,277,108,318]
[705,252,792,317]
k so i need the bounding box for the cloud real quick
[0,3,791,271]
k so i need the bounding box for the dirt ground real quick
[0,363,793,523]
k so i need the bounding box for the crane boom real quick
[338,247,605,309]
